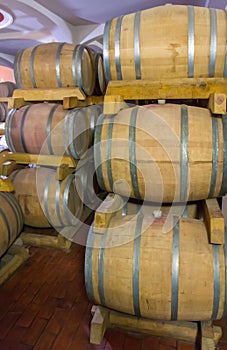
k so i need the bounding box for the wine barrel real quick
[14,43,95,95]
[94,104,227,203]
[0,192,23,257]
[103,5,227,81]
[0,102,8,122]
[5,103,93,159]
[85,214,226,321]
[9,167,83,228]
[0,81,16,97]
[92,52,106,95]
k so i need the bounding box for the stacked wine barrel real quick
[3,42,105,231]
[85,4,227,323]
[0,81,16,122]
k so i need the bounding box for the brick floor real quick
[0,224,226,350]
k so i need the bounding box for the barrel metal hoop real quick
[8,191,23,230]
[224,11,227,77]
[223,229,227,317]
[188,6,195,78]
[63,110,71,156]
[134,11,141,80]
[106,115,115,190]
[14,49,24,89]
[72,44,79,86]
[5,109,17,152]
[209,8,217,77]
[103,19,113,82]
[63,174,74,225]
[94,114,106,190]
[0,192,19,235]
[209,116,219,197]
[0,205,11,245]
[90,105,96,142]
[132,213,144,317]
[85,224,96,303]
[211,244,220,320]
[180,105,189,202]
[171,216,180,321]
[46,104,59,155]
[129,107,141,199]
[30,45,39,88]
[219,114,227,196]
[55,42,65,87]
[21,105,32,153]
[68,109,80,159]
[94,54,102,94]
[122,202,127,216]
[115,15,123,80]
[55,181,64,227]
[98,230,107,306]
[76,45,87,95]
[43,173,54,226]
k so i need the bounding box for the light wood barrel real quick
[5,103,91,159]
[85,214,226,321]
[92,52,106,95]
[0,102,8,122]
[0,81,16,97]
[14,43,95,95]
[103,5,227,81]
[10,167,83,228]
[0,192,23,257]
[94,104,226,203]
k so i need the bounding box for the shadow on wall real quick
[0,66,15,83]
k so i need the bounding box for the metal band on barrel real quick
[63,175,74,226]
[76,45,86,95]
[85,224,96,303]
[5,109,16,152]
[223,229,227,317]
[224,11,227,77]
[46,104,59,155]
[106,115,115,190]
[56,43,65,87]
[98,231,107,306]
[30,45,39,88]
[94,114,106,190]
[209,116,219,197]
[21,105,32,153]
[133,213,144,317]
[188,6,195,78]
[72,45,79,86]
[14,49,24,88]
[180,106,189,202]
[43,173,54,226]
[103,19,112,82]
[129,107,141,199]
[134,11,141,79]
[55,181,64,227]
[219,114,227,196]
[171,216,180,321]
[6,192,23,230]
[115,16,123,80]
[1,193,19,235]
[209,9,217,77]
[69,109,80,159]
[211,244,220,319]
[63,110,71,157]
[0,206,11,245]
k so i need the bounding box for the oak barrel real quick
[10,167,83,228]
[5,103,95,159]
[85,213,226,321]
[104,5,227,81]
[94,104,226,203]
[14,43,95,95]
[0,81,16,97]
[0,192,23,257]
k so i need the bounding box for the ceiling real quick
[0,0,226,69]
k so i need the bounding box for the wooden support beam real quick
[0,178,14,192]
[201,321,216,350]
[93,193,125,233]
[208,93,226,114]
[56,164,76,181]
[202,199,225,244]
[8,97,29,109]
[89,306,222,347]
[21,233,72,252]
[106,78,227,101]
[0,161,25,177]
[13,87,86,101]
[63,95,104,109]
[104,95,128,114]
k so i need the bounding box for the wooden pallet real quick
[90,305,222,349]
[8,88,104,109]
[104,78,227,114]
[0,241,30,285]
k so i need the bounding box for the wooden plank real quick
[13,87,86,101]
[20,233,72,251]
[104,95,128,114]
[0,98,9,103]
[106,78,227,100]
[0,161,25,177]
[90,306,110,345]
[93,193,125,233]
[8,97,29,109]
[0,178,14,192]
[56,164,76,181]
[208,93,226,114]
[63,95,104,109]
[201,321,216,350]
[202,199,225,244]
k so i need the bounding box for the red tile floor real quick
[0,221,227,350]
